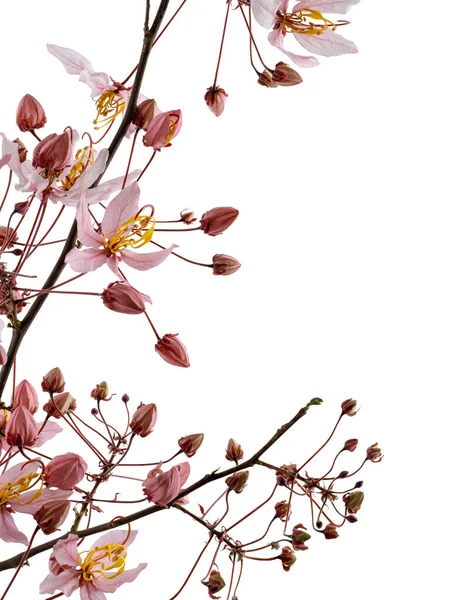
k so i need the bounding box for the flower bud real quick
[355,480,364,488]
[130,402,157,437]
[178,433,204,457]
[279,546,296,571]
[274,500,291,522]
[225,438,244,464]
[343,438,358,452]
[91,381,108,400]
[16,94,47,132]
[41,367,65,394]
[338,470,349,479]
[143,109,182,150]
[132,99,158,131]
[204,86,228,117]
[143,462,190,507]
[212,254,241,276]
[225,470,249,493]
[204,570,226,599]
[276,464,297,487]
[155,334,190,368]
[343,491,364,514]
[102,281,150,315]
[322,523,339,540]
[34,500,71,534]
[13,139,28,163]
[341,398,358,416]
[257,70,278,88]
[32,131,72,172]
[180,209,196,224]
[0,225,19,249]
[14,200,29,215]
[45,453,87,489]
[43,392,76,418]
[200,207,239,236]
[271,62,303,86]
[12,380,39,414]
[345,514,358,523]
[5,405,38,446]
[291,524,311,551]
[366,442,383,463]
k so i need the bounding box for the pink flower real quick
[39,530,147,599]
[143,110,183,150]
[0,461,70,544]
[143,462,190,507]
[65,182,176,277]
[251,0,359,68]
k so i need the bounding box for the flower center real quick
[78,543,127,581]
[94,90,125,130]
[0,471,43,506]
[279,9,342,36]
[61,146,95,191]
[103,214,156,254]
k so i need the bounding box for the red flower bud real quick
[143,110,182,150]
[366,442,383,463]
[5,405,38,446]
[41,367,66,394]
[16,94,47,132]
[102,281,150,315]
[204,86,228,117]
[274,500,291,522]
[279,546,296,571]
[43,392,76,418]
[45,453,87,489]
[14,200,29,215]
[32,131,72,172]
[155,334,190,368]
[341,398,358,416]
[212,254,241,276]
[91,381,108,400]
[12,380,38,414]
[34,500,71,534]
[291,523,311,551]
[143,462,190,507]
[132,99,158,131]
[13,139,28,163]
[204,570,226,599]
[271,62,303,86]
[343,438,358,452]
[257,70,278,88]
[178,433,204,457]
[343,491,364,514]
[225,438,244,464]
[0,225,19,249]
[130,402,157,437]
[276,464,297,487]
[225,470,249,493]
[322,523,339,539]
[200,207,239,236]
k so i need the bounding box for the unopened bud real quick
[204,570,225,599]
[291,523,311,551]
[355,480,364,488]
[102,281,150,315]
[91,381,108,400]
[271,62,303,86]
[343,438,358,452]
[366,442,383,463]
[225,438,244,464]
[41,367,65,394]
[225,470,249,493]
[143,110,182,150]
[122,393,130,403]
[43,392,76,418]
[345,514,358,523]
[155,334,190,368]
[200,207,239,236]
[5,405,38,447]
[343,491,364,514]
[130,402,157,437]
[276,464,297,487]
[341,398,358,416]
[13,139,27,163]
[16,94,47,132]
[34,500,70,534]
[322,523,339,539]
[338,470,349,479]
[204,86,228,117]
[279,546,296,571]
[178,433,204,457]
[133,99,158,131]
[274,500,291,522]
[257,70,278,88]
[212,254,241,276]
[32,131,72,172]
[12,380,39,414]
[14,200,29,215]
[45,453,87,489]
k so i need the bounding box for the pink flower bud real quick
[178,433,204,457]
[271,62,303,86]
[143,462,190,507]
[279,546,296,571]
[225,470,249,493]
[91,381,108,400]
[45,453,87,489]
[34,500,71,534]
[200,207,239,236]
[291,524,311,551]
[212,254,241,276]
[155,334,190,368]
[41,367,65,394]
[343,491,364,514]
[16,94,47,132]
[132,99,158,131]
[204,86,228,117]
[102,281,150,315]
[5,405,38,446]
[225,438,244,464]
[130,402,157,437]
[204,570,226,599]
[0,225,19,249]
[276,464,297,487]
[274,500,291,522]
[343,438,358,452]
[13,139,28,163]
[43,392,75,419]
[143,109,182,150]
[341,398,358,416]
[322,523,339,540]
[366,442,383,463]
[32,131,72,172]
[14,200,29,215]
[12,380,39,414]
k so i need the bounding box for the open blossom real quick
[143,462,190,507]
[39,530,147,599]
[65,182,176,277]
[251,0,359,68]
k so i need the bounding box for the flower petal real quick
[1,133,27,187]
[47,44,94,75]
[94,563,147,592]
[251,0,284,28]
[51,534,80,567]
[292,0,359,14]
[65,247,107,273]
[76,194,103,248]
[13,488,71,514]
[80,583,106,600]
[34,420,63,447]
[78,71,112,97]
[0,508,28,544]
[0,460,39,486]
[75,148,108,192]
[101,182,140,237]
[94,529,138,549]
[121,244,177,271]
[39,569,80,596]
[268,29,320,67]
[293,29,357,57]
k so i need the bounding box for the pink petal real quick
[34,420,63,447]
[51,534,80,567]
[79,170,142,206]
[251,0,284,27]
[78,71,112,97]
[13,488,71,515]
[0,154,11,169]
[175,462,191,487]
[293,29,357,57]
[74,149,108,192]
[94,563,147,592]
[293,0,359,14]
[39,569,80,596]
[1,133,27,187]
[121,244,177,271]
[47,44,94,75]
[65,247,107,273]
[0,508,28,544]
[94,529,138,549]
[80,583,106,600]
[268,29,320,67]
[106,254,122,277]
[101,182,140,237]
[0,460,39,486]
[76,195,103,248]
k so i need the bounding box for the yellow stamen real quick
[0,471,43,506]
[103,214,156,254]
[94,90,125,130]
[61,146,95,191]
[78,543,127,581]
[1,408,10,423]
[281,9,338,36]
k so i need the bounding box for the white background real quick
[1,0,468,598]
